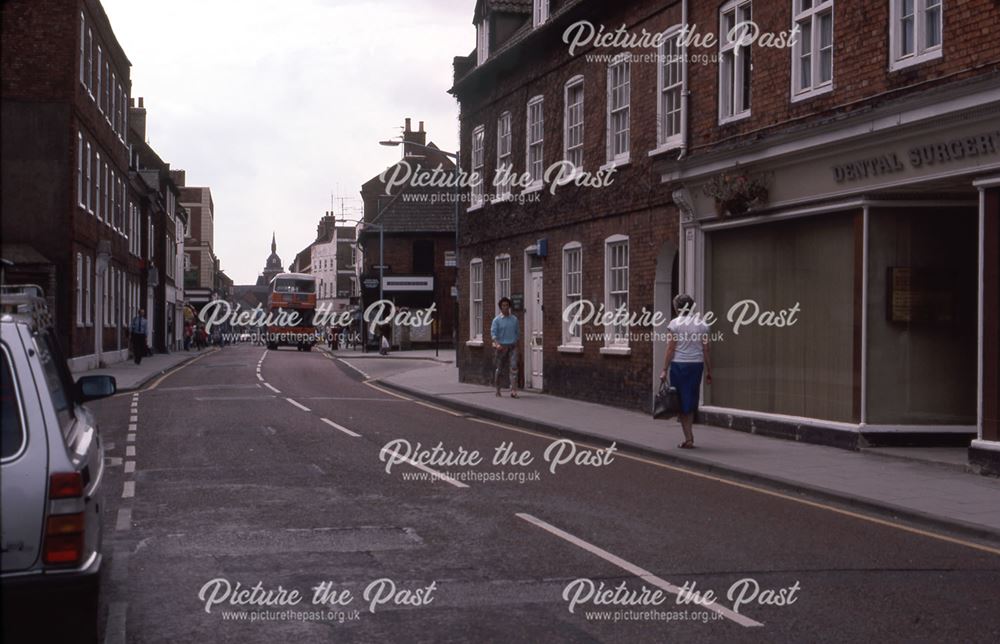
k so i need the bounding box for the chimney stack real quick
[130,96,148,140]
[402,116,426,157]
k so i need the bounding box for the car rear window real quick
[1,345,26,460]
[33,331,76,437]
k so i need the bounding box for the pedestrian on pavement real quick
[379,330,390,356]
[491,297,520,398]
[184,321,193,351]
[660,294,712,449]
[129,309,148,365]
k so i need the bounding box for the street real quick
[90,345,1000,643]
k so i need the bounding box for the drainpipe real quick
[677,0,690,162]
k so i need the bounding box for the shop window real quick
[707,214,854,421]
[865,209,977,424]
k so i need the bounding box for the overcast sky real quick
[101,0,471,284]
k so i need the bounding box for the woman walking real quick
[660,294,713,449]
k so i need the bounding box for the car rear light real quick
[44,473,85,565]
[43,513,85,564]
[49,472,83,499]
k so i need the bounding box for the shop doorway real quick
[652,242,679,397]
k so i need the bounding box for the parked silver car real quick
[1,288,116,643]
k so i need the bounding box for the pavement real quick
[72,346,217,391]
[331,348,1000,544]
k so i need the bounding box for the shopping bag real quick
[653,381,681,419]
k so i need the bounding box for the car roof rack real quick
[0,284,53,330]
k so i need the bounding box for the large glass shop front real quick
[704,207,978,427]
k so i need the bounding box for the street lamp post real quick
[378,139,461,358]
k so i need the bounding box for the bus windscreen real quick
[272,279,316,294]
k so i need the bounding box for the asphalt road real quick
[90,344,1000,643]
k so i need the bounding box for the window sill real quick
[491,193,514,204]
[790,83,833,103]
[557,344,584,354]
[522,182,544,195]
[600,157,631,173]
[466,339,484,348]
[889,48,942,72]
[599,346,631,356]
[647,142,682,158]
[467,202,485,213]
[718,111,751,126]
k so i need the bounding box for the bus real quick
[265,272,318,351]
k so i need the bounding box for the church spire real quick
[271,232,276,254]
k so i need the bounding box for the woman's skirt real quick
[669,361,704,415]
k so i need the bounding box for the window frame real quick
[533,0,549,28]
[526,95,545,190]
[605,54,631,167]
[494,254,511,314]
[561,242,584,349]
[77,132,84,207]
[96,45,103,113]
[79,13,86,88]
[791,0,835,101]
[471,124,485,209]
[86,142,93,213]
[656,26,685,150]
[95,152,102,220]
[469,259,484,343]
[477,20,490,65]
[602,234,630,352]
[718,0,753,124]
[85,255,92,326]
[76,253,83,327]
[889,0,943,71]
[496,111,513,201]
[563,75,585,172]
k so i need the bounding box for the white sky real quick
[101,0,471,284]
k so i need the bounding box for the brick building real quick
[451,0,1000,471]
[358,119,458,346]
[290,213,357,314]
[128,99,187,353]
[178,180,217,310]
[2,0,141,368]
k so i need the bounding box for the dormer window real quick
[533,0,549,27]
[477,20,490,65]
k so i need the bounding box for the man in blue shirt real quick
[129,309,148,365]
[490,297,520,398]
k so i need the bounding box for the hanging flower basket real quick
[704,169,770,218]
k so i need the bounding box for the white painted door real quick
[528,269,544,389]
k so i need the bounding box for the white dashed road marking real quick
[285,397,311,412]
[515,513,764,628]
[320,417,361,438]
[264,382,281,394]
[122,481,135,498]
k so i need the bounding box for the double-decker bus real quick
[265,272,318,351]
